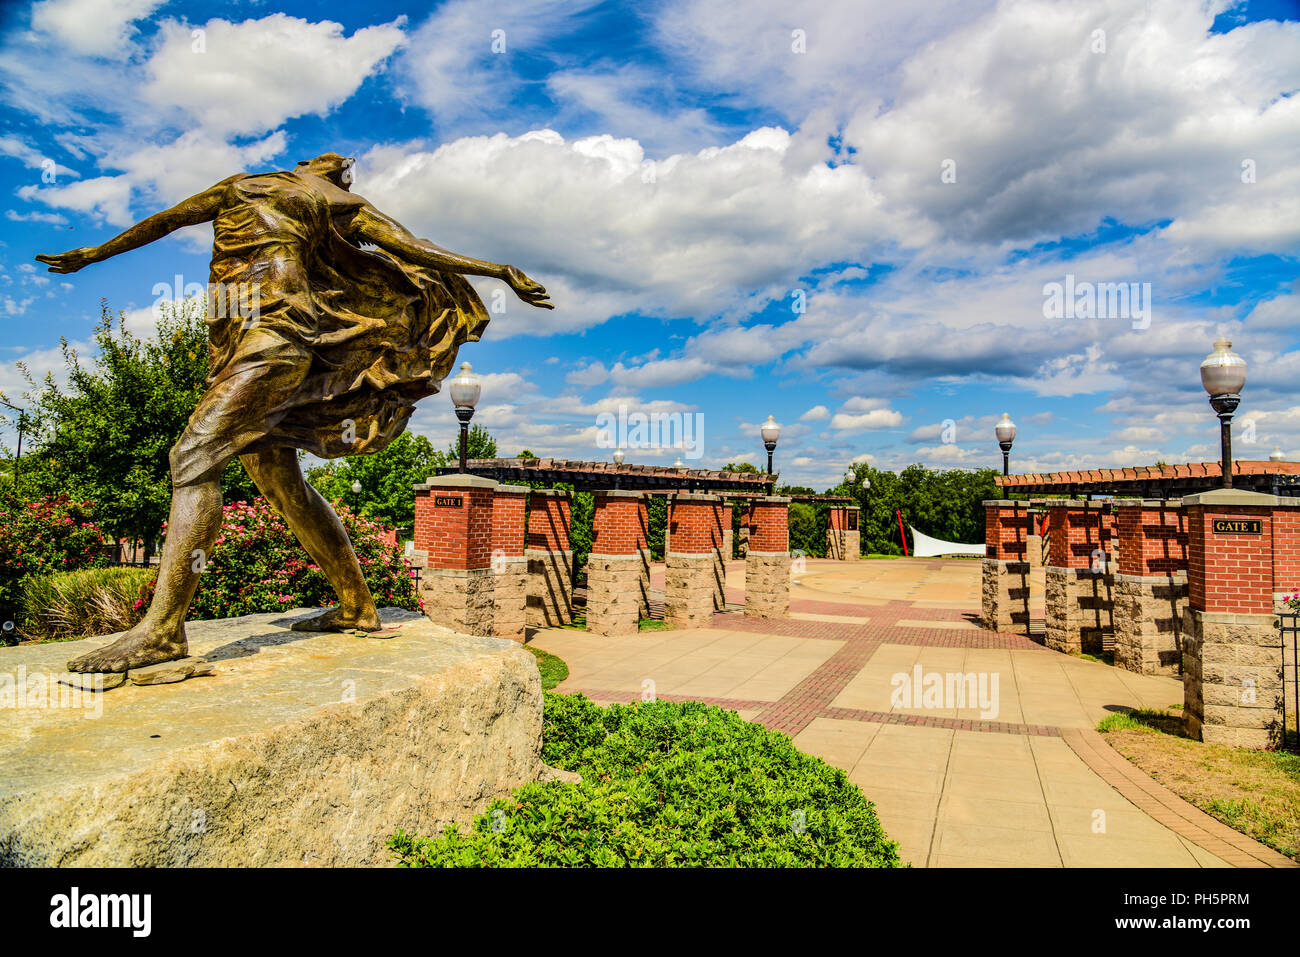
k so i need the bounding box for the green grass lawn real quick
[524,645,568,691]
[1099,708,1300,859]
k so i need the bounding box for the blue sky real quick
[0,0,1297,490]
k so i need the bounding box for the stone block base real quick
[1026,534,1044,569]
[586,554,643,636]
[492,557,529,642]
[664,553,716,628]
[723,529,734,561]
[1044,565,1113,655]
[1183,608,1283,749]
[1112,572,1186,675]
[745,551,790,619]
[421,566,495,637]
[827,529,861,561]
[980,559,1030,632]
[713,548,727,610]
[638,548,651,620]
[0,609,544,866]
[527,548,573,628]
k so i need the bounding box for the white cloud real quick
[799,405,829,421]
[30,0,163,58]
[142,15,408,136]
[829,408,903,431]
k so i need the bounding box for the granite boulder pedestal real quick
[0,608,552,866]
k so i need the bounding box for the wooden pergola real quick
[431,457,853,504]
[995,459,1300,499]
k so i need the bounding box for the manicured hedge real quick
[389,694,904,867]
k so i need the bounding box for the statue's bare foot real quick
[67,623,188,674]
[290,605,383,633]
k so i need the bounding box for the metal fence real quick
[1280,611,1300,752]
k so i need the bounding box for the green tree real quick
[5,299,257,555]
[447,423,498,462]
[306,431,447,530]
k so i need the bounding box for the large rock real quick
[0,608,544,866]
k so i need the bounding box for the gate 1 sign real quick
[434,495,464,508]
[1212,518,1262,534]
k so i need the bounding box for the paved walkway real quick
[533,558,1299,868]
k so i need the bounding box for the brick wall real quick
[828,506,847,531]
[984,503,1032,561]
[667,495,720,554]
[749,497,790,553]
[413,481,495,570]
[491,486,528,557]
[1272,507,1300,596]
[1114,503,1188,577]
[527,491,571,551]
[1045,504,1109,569]
[1187,504,1274,614]
[591,492,643,556]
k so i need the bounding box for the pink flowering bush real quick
[176,498,418,619]
[0,493,110,625]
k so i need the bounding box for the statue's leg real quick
[240,447,381,632]
[65,474,223,673]
[68,333,309,673]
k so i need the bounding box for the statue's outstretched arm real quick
[35,177,237,275]
[353,205,553,310]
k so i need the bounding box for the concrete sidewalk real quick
[532,558,1237,867]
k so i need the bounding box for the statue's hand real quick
[35,247,98,274]
[504,265,553,310]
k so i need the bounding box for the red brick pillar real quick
[411,474,497,635]
[827,506,847,560]
[587,491,645,636]
[981,501,1030,632]
[1111,500,1187,675]
[737,501,752,557]
[720,501,734,563]
[1183,489,1286,748]
[745,496,790,619]
[710,498,727,611]
[489,484,529,642]
[664,493,720,627]
[637,496,652,620]
[526,489,572,628]
[1043,501,1113,654]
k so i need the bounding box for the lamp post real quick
[613,447,625,488]
[448,361,482,474]
[350,479,362,512]
[995,413,1017,499]
[1270,447,1286,497]
[1200,337,1247,489]
[761,415,780,477]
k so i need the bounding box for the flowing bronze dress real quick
[170,170,488,486]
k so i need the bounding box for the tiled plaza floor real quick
[531,558,1275,868]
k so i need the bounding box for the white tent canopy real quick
[908,525,984,558]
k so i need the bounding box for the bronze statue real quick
[36,153,552,673]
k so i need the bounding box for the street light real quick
[350,479,362,513]
[761,415,781,476]
[995,413,1017,499]
[613,447,625,488]
[448,361,482,473]
[1270,447,1286,462]
[1200,337,1247,489]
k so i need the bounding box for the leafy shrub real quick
[0,493,110,625]
[178,498,418,619]
[19,566,153,641]
[389,694,904,867]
